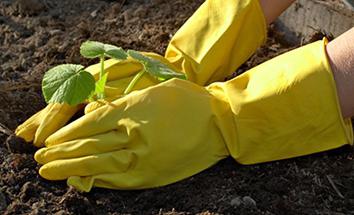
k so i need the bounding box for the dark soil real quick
[1,0,354,214]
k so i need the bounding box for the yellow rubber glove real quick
[166,0,267,85]
[35,39,352,191]
[16,0,267,147]
[15,55,162,147]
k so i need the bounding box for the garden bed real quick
[1,0,354,214]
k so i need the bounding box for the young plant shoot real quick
[42,40,186,106]
[79,41,128,99]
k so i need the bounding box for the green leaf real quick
[80,41,105,58]
[104,44,128,60]
[80,41,128,60]
[42,64,95,106]
[127,50,186,80]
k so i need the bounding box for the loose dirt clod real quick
[0,191,7,211]
[242,196,257,208]
[12,0,46,16]
[5,135,36,154]
[230,197,242,207]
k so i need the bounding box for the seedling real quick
[42,40,186,106]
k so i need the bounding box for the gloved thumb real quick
[67,176,94,192]
[84,98,118,114]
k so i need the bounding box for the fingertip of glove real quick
[38,164,64,181]
[14,128,34,143]
[33,138,45,148]
[44,136,56,147]
[34,148,47,164]
[14,126,22,134]
[84,101,106,114]
[67,176,93,192]
[38,165,51,180]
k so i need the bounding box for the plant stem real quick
[97,55,105,99]
[124,70,145,95]
[100,55,105,80]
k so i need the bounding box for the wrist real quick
[325,27,354,118]
[259,0,296,24]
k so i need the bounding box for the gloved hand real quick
[15,55,163,147]
[16,0,267,147]
[35,39,353,191]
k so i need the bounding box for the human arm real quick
[259,0,296,24]
[326,27,354,118]
[16,0,269,146]
[34,38,352,191]
[17,0,298,148]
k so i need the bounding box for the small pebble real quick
[242,196,257,208]
[54,210,67,215]
[29,208,46,215]
[90,9,98,18]
[49,29,62,36]
[230,197,242,207]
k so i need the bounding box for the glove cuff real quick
[321,38,353,146]
[209,39,353,164]
[166,0,267,85]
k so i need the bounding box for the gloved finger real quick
[105,72,160,97]
[85,73,160,114]
[15,108,45,142]
[67,172,141,192]
[38,150,134,180]
[33,103,82,147]
[85,58,143,81]
[35,130,131,164]
[84,98,117,115]
[45,98,128,145]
